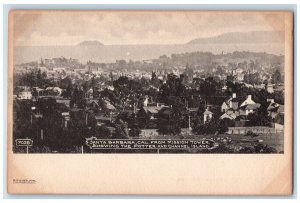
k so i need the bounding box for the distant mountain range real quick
[77,40,104,46]
[14,31,285,64]
[187,31,284,44]
[75,31,284,46]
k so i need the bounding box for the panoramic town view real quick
[12,12,285,153]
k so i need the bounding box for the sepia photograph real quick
[6,9,293,195]
[11,11,288,154]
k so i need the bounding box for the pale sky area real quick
[12,11,285,46]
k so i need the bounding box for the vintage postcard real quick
[7,10,293,195]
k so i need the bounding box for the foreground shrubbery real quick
[205,143,278,153]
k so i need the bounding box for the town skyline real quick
[13,48,285,154]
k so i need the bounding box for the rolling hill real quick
[187,31,284,44]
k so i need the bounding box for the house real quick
[221,85,227,92]
[265,79,275,93]
[240,95,256,107]
[220,108,239,120]
[217,74,226,81]
[56,99,71,108]
[45,87,63,96]
[254,84,265,90]
[239,103,261,116]
[46,70,57,77]
[32,87,44,96]
[236,73,244,81]
[33,113,43,119]
[85,88,93,99]
[138,103,167,120]
[143,96,149,107]
[221,93,238,113]
[103,99,116,111]
[274,123,284,131]
[95,115,115,126]
[268,104,284,119]
[220,94,261,118]
[140,129,159,138]
[172,69,180,76]
[274,84,284,92]
[188,107,199,113]
[267,99,279,111]
[267,98,275,103]
[244,83,253,88]
[106,85,114,91]
[18,90,32,100]
[266,99,284,119]
[220,112,236,120]
[240,95,261,116]
[91,98,117,113]
[31,111,43,125]
[87,99,99,109]
[221,102,229,113]
[61,112,70,128]
[203,108,213,123]
[266,84,274,93]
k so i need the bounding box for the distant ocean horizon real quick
[13,43,284,65]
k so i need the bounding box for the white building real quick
[143,96,149,107]
[45,87,63,96]
[203,108,213,123]
[221,93,238,113]
[266,84,274,93]
[239,103,261,116]
[240,95,256,107]
[18,90,32,100]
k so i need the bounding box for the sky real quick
[12,11,286,46]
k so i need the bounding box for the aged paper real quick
[7,10,293,195]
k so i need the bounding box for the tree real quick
[32,88,38,97]
[254,144,277,153]
[113,119,129,139]
[271,69,282,84]
[34,98,68,151]
[63,85,74,98]
[116,60,127,66]
[86,111,97,127]
[158,73,188,105]
[189,98,206,128]
[151,71,157,81]
[109,71,113,81]
[159,54,168,59]
[129,124,141,138]
[111,77,144,111]
[243,72,260,85]
[18,68,49,88]
[273,91,284,105]
[199,77,218,98]
[215,119,229,134]
[77,98,87,109]
[13,100,34,141]
[70,86,85,108]
[60,76,72,89]
[192,117,229,135]
[247,102,272,127]
[157,107,181,136]
[95,126,112,138]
